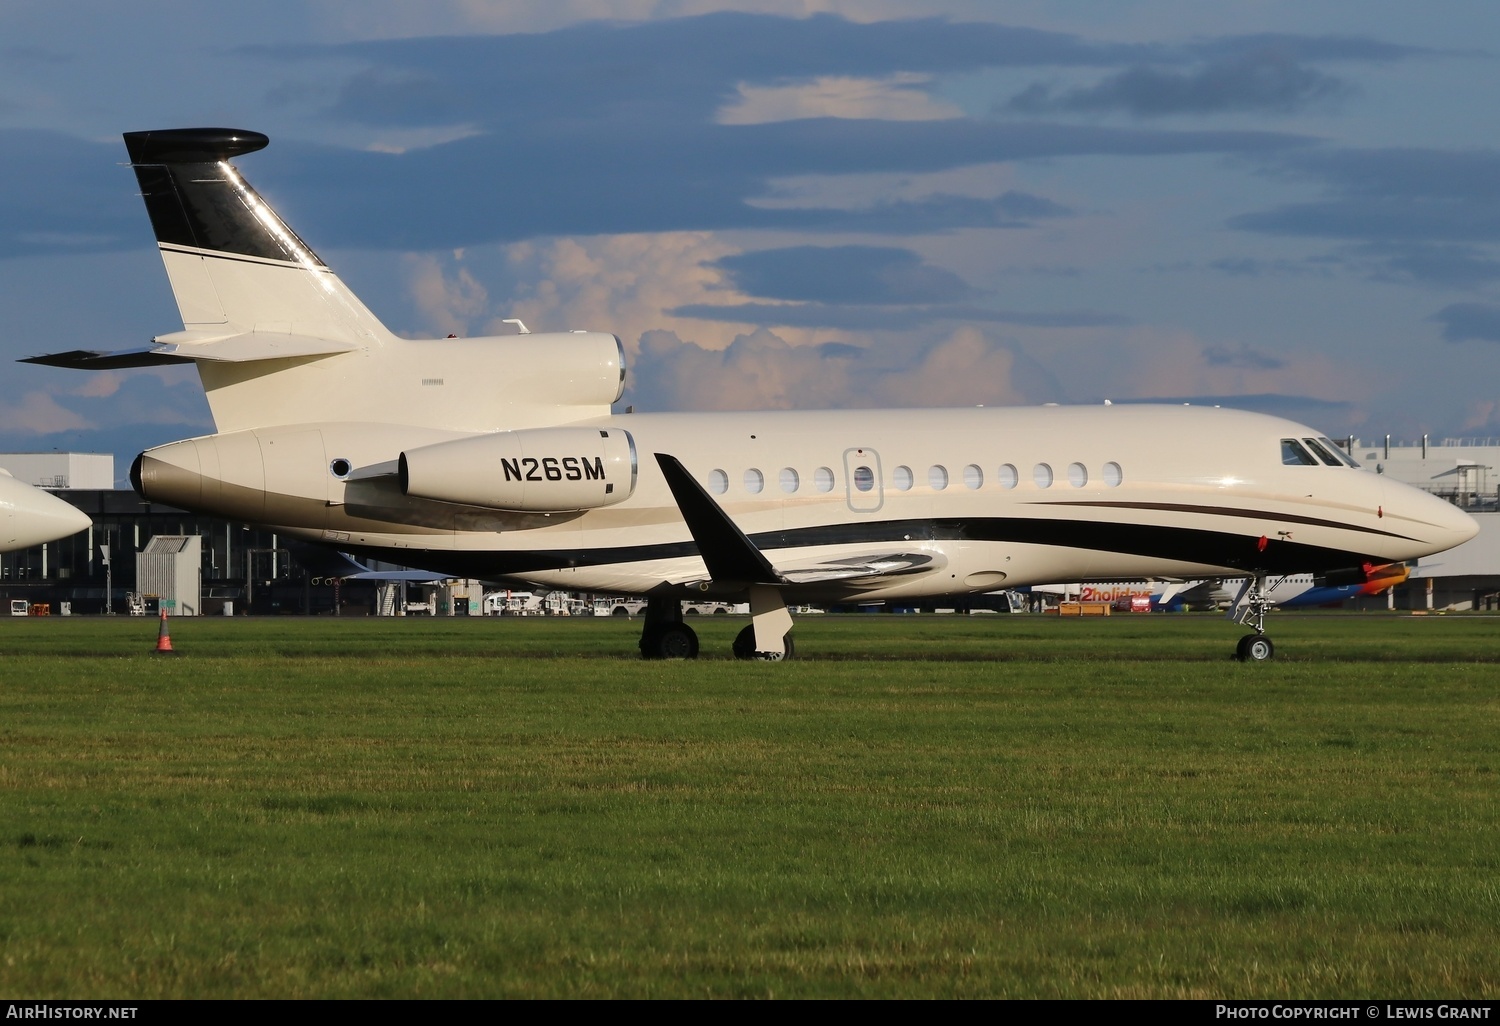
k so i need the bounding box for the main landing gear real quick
[638,596,700,660]
[638,587,795,661]
[1231,575,1275,662]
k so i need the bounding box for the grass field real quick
[1,612,1497,998]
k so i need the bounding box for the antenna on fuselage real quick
[502,319,531,335]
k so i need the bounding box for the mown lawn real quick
[1,613,1496,997]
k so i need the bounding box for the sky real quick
[4,1,1500,480]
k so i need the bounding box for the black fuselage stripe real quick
[1039,499,1415,541]
[359,515,1385,580]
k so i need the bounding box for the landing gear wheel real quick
[640,623,699,660]
[733,625,794,661]
[1236,634,1274,662]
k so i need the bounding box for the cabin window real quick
[963,464,983,490]
[893,466,914,491]
[1102,461,1123,487]
[779,467,799,493]
[814,467,835,492]
[998,464,1019,489]
[853,466,875,492]
[744,468,764,494]
[1033,463,1054,488]
[708,469,728,494]
[928,465,949,491]
[1302,437,1343,467]
[1067,462,1088,487]
[1281,439,1318,466]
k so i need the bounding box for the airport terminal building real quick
[5,440,1500,615]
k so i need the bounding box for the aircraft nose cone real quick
[1435,495,1480,548]
[1396,483,1480,557]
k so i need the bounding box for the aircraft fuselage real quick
[132,402,1476,605]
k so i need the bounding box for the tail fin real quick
[27,129,627,438]
[123,128,390,345]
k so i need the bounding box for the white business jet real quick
[0,470,91,553]
[24,129,1478,661]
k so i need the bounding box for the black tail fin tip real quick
[124,128,269,165]
[123,127,324,266]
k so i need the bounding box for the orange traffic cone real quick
[153,607,179,656]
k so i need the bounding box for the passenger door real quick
[842,447,884,514]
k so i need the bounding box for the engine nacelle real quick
[399,427,636,512]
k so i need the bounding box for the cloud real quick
[713,245,979,304]
[1227,147,1500,287]
[667,300,1127,331]
[1352,243,1500,289]
[1434,303,1500,343]
[0,368,212,471]
[1203,342,1286,370]
[867,326,1036,407]
[1190,32,1448,65]
[301,14,1153,130]
[1205,256,1330,278]
[717,73,962,124]
[3,15,1325,262]
[1230,148,1500,244]
[0,391,92,434]
[247,119,1306,255]
[629,327,863,412]
[0,130,144,259]
[625,324,1053,412]
[406,253,490,336]
[1113,393,1354,419]
[471,232,757,353]
[1109,328,1371,422]
[1006,48,1348,118]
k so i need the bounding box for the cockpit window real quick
[1318,438,1361,468]
[1281,439,1318,466]
[1302,437,1344,467]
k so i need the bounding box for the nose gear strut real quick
[1229,574,1276,662]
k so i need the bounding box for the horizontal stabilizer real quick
[655,453,782,586]
[151,332,358,363]
[20,348,192,370]
[22,331,357,370]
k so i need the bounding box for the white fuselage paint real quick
[133,400,1478,604]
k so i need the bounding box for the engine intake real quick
[399,427,636,512]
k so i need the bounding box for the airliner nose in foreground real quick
[0,473,92,552]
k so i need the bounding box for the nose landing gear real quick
[1231,574,1276,661]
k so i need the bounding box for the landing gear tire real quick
[640,623,699,660]
[733,625,794,661]
[1236,635,1274,662]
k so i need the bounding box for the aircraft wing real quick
[776,551,947,584]
[669,550,947,591]
[22,331,357,369]
[655,453,947,591]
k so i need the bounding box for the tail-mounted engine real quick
[399,427,636,512]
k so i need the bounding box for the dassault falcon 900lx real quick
[25,129,1478,661]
